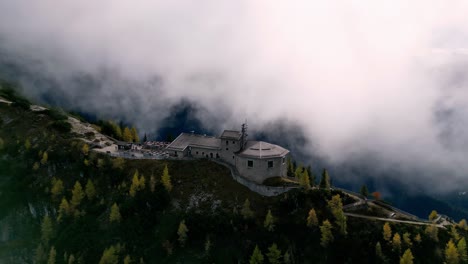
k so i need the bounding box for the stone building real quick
[166,125,290,184]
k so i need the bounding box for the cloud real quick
[1,0,468,192]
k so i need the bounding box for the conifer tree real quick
[241,198,254,219]
[320,220,334,247]
[327,194,347,235]
[71,181,84,209]
[445,240,460,264]
[204,237,211,254]
[425,224,439,242]
[150,174,156,193]
[35,243,47,264]
[109,203,121,223]
[414,233,422,244]
[319,169,331,189]
[266,243,282,264]
[459,219,468,230]
[375,242,384,261]
[112,157,125,170]
[458,238,467,264]
[300,170,311,189]
[307,208,319,227]
[161,165,172,192]
[85,179,96,200]
[82,144,89,156]
[451,225,461,241]
[429,210,438,221]
[98,245,119,264]
[283,251,291,264]
[48,246,56,264]
[264,209,275,231]
[0,137,4,150]
[400,249,414,264]
[129,171,140,197]
[131,127,139,142]
[51,178,64,200]
[33,162,40,170]
[403,232,412,248]
[41,151,48,165]
[123,127,133,142]
[383,222,392,242]
[177,220,189,247]
[41,215,53,245]
[392,233,402,253]
[249,245,264,264]
[123,255,131,264]
[25,138,31,150]
[294,165,303,180]
[58,198,70,221]
[68,254,75,264]
[360,184,369,198]
[143,133,148,142]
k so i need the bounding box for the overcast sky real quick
[1,0,468,192]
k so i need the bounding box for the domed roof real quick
[238,141,289,159]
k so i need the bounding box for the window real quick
[282,157,286,164]
[196,151,199,155]
[210,153,213,158]
[232,141,235,144]
[226,140,229,145]
[226,148,229,151]
[233,156,235,159]
[202,152,204,155]
[268,161,274,168]
[248,160,253,168]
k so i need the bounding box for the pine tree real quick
[161,165,172,192]
[68,254,75,264]
[51,178,64,200]
[307,208,319,227]
[143,133,148,142]
[35,243,47,264]
[294,166,303,180]
[70,181,84,209]
[249,245,264,264]
[459,219,468,231]
[327,194,347,235]
[360,184,369,198]
[204,237,211,254]
[451,225,461,241]
[266,243,282,264]
[241,198,254,219]
[445,240,460,264]
[383,222,392,242]
[429,210,438,221]
[82,144,89,156]
[320,220,334,247]
[319,169,331,189]
[123,127,133,142]
[131,127,139,142]
[112,157,125,170]
[177,220,189,247]
[264,209,275,231]
[283,251,291,264]
[41,151,48,165]
[48,246,57,264]
[41,215,53,245]
[375,242,384,262]
[33,162,40,170]
[392,233,402,253]
[123,255,131,264]
[458,238,467,263]
[25,138,31,150]
[425,224,439,242]
[109,203,121,223]
[400,249,414,264]
[85,179,96,200]
[414,233,422,244]
[58,197,70,221]
[98,246,119,264]
[129,170,140,197]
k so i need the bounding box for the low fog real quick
[1,0,468,193]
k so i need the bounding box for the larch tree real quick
[41,151,48,165]
[129,170,140,197]
[414,233,422,244]
[68,254,75,264]
[85,179,96,200]
[459,219,468,230]
[445,240,460,264]
[403,232,412,248]
[41,215,53,245]
[123,127,133,142]
[33,162,40,170]
[70,181,84,210]
[241,198,254,219]
[458,238,467,263]
[82,144,89,156]
[392,233,402,253]
[131,127,139,142]
[112,157,125,170]
[320,220,334,248]
[177,220,189,247]
[51,178,64,200]
[161,165,172,192]
[109,203,121,223]
[58,198,70,221]
[249,245,264,264]
[451,226,461,242]
[266,243,282,264]
[319,169,331,189]
[204,237,211,254]
[383,222,392,242]
[400,249,414,264]
[98,245,119,264]
[48,246,57,264]
[24,138,31,150]
[425,224,439,242]
[294,165,303,180]
[264,209,275,232]
[300,170,311,189]
[375,242,384,261]
[429,210,438,221]
[327,194,347,235]
[123,255,132,264]
[150,174,156,193]
[307,208,319,228]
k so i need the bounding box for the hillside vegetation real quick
[1,85,468,264]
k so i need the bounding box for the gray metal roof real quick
[166,133,221,151]
[220,130,242,140]
[238,141,289,159]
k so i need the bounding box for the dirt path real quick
[345,212,445,228]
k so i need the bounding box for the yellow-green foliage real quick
[161,165,172,192]
[264,209,275,232]
[392,233,402,252]
[70,181,84,209]
[429,210,438,221]
[50,178,64,199]
[327,194,347,235]
[41,151,48,165]
[0,137,4,149]
[445,240,459,264]
[85,179,96,200]
[177,220,189,247]
[241,198,254,219]
[24,138,31,150]
[82,144,89,156]
[112,157,125,170]
[249,245,264,264]
[383,222,392,242]
[131,127,139,142]
[33,162,40,170]
[129,170,145,197]
[123,127,132,142]
[320,220,333,248]
[58,198,70,222]
[400,249,414,264]
[109,203,121,223]
[307,208,318,227]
